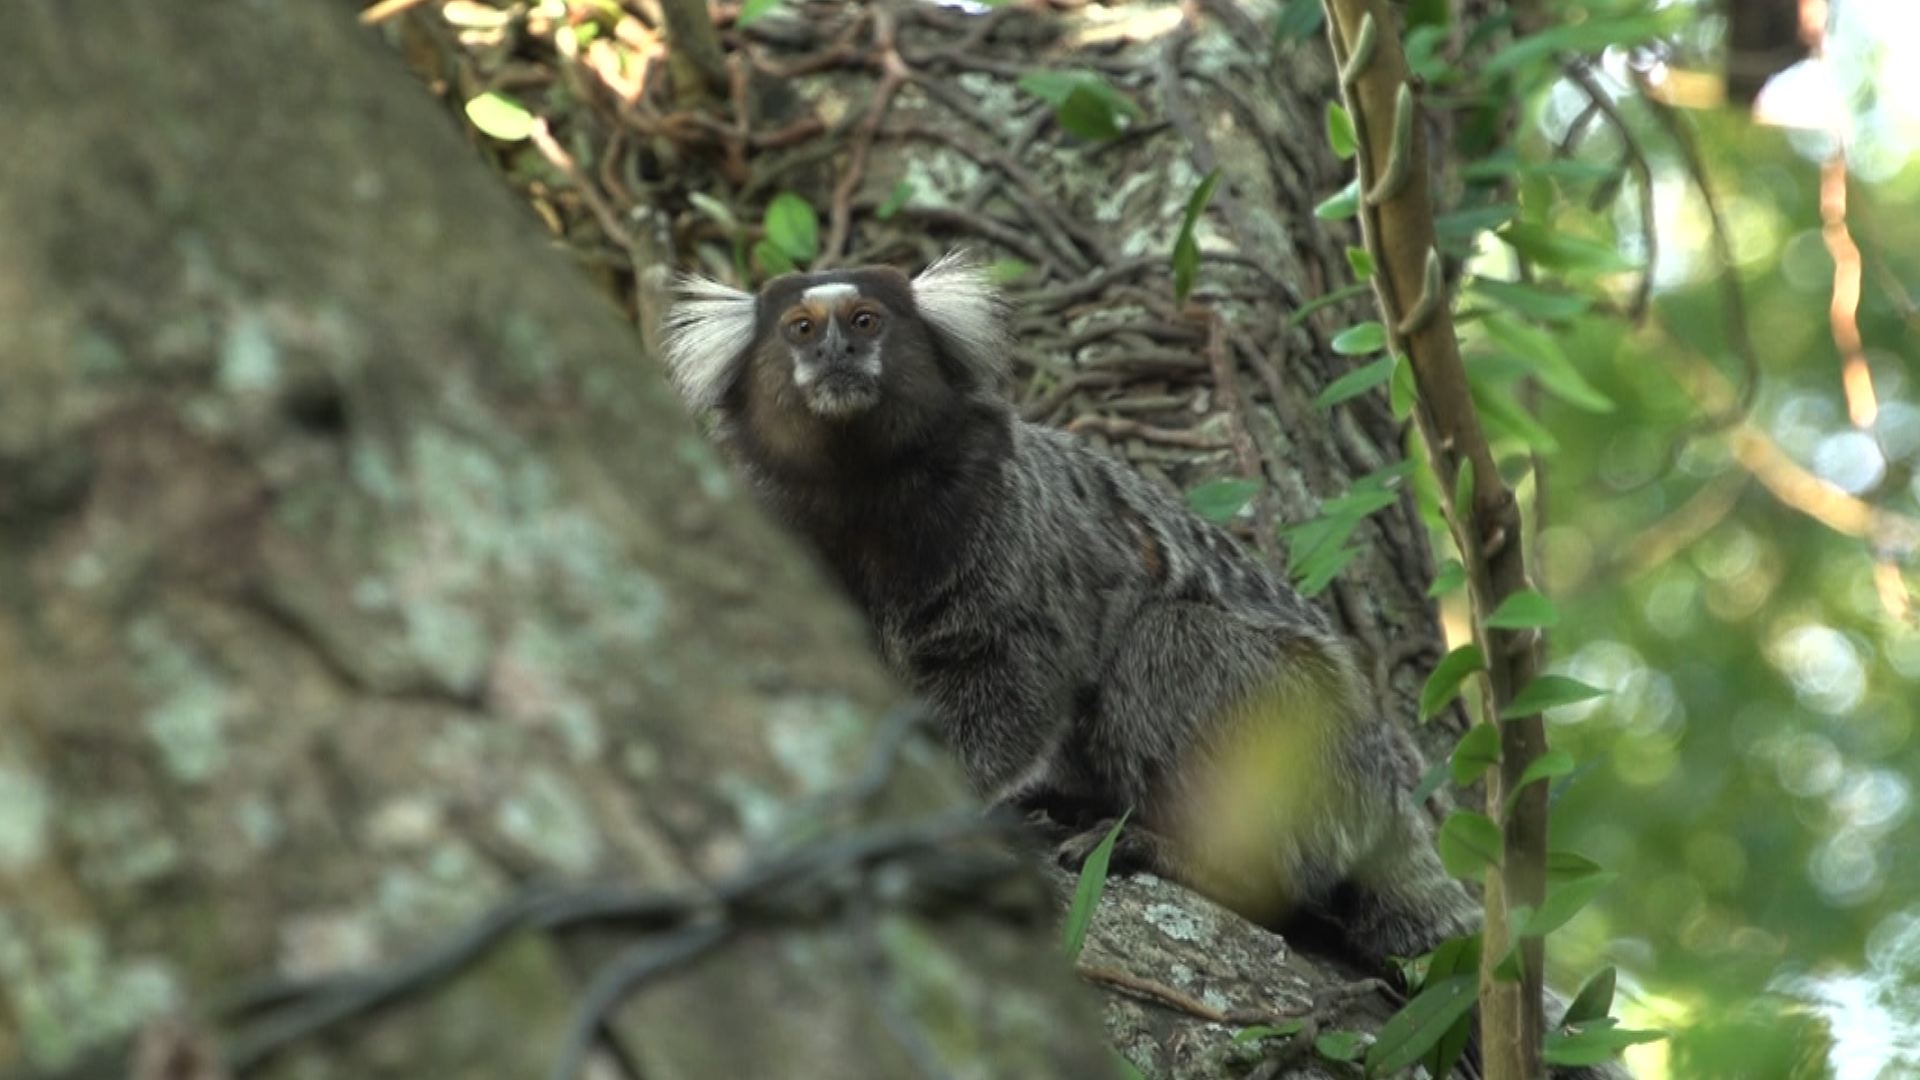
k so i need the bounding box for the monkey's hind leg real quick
[1093,603,1374,926]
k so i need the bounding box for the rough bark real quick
[0,3,1113,1078]
[0,1,1477,1079]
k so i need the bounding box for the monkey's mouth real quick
[803,371,880,420]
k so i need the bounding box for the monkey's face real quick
[774,282,894,420]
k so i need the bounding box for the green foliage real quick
[1325,102,1358,160]
[1563,966,1617,1027]
[1314,356,1394,409]
[1437,810,1501,880]
[1312,1031,1365,1063]
[465,92,535,141]
[762,193,818,265]
[1542,1021,1667,1066]
[1172,169,1220,304]
[1485,588,1560,629]
[1449,722,1500,786]
[1498,675,1607,720]
[1420,644,1485,720]
[1331,321,1387,355]
[1061,811,1129,963]
[875,180,915,220]
[1233,1019,1306,1043]
[1018,70,1144,141]
[1365,974,1477,1075]
[1314,178,1360,220]
[1280,461,1415,597]
[1271,0,1324,42]
[1186,477,1262,523]
[736,0,783,26]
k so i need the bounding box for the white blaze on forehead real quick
[800,282,860,304]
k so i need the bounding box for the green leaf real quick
[1434,204,1517,242]
[1287,282,1371,327]
[752,239,796,276]
[1314,357,1395,409]
[1326,102,1358,159]
[1469,377,1559,452]
[1111,1051,1147,1080]
[1486,589,1558,629]
[1485,10,1681,76]
[1449,723,1501,786]
[876,180,915,220]
[1313,1031,1366,1063]
[1412,758,1451,805]
[988,258,1032,284]
[465,92,535,141]
[1345,246,1375,280]
[736,0,783,26]
[1173,170,1221,304]
[1187,477,1262,524]
[1428,559,1466,598]
[1365,975,1479,1075]
[1061,811,1130,962]
[1481,314,1614,413]
[1332,321,1387,356]
[1471,278,1593,322]
[1437,810,1501,879]
[1315,179,1360,221]
[1499,222,1637,275]
[1233,1020,1306,1043]
[763,193,819,263]
[1420,644,1486,720]
[1404,23,1454,82]
[1500,675,1608,720]
[1020,71,1143,141]
[1453,459,1476,516]
[1563,966,1618,1027]
[1521,872,1618,937]
[1547,848,1605,882]
[1389,355,1417,418]
[1272,0,1325,41]
[1504,748,1575,813]
[1542,1024,1667,1066]
[1296,544,1362,598]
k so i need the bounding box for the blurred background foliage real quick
[1461,1,1920,1076]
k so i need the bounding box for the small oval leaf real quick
[1486,588,1559,629]
[1437,810,1502,879]
[465,92,535,142]
[1500,675,1609,720]
[1420,644,1486,720]
[763,193,819,263]
[1331,321,1388,356]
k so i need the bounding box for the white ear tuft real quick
[659,275,758,409]
[911,250,1010,385]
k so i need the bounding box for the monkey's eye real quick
[784,316,817,342]
[849,308,883,334]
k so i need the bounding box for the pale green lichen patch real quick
[64,797,183,889]
[493,768,602,875]
[764,694,866,793]
[714,773,786,842]
[0,914,179,1068]
[1143,901,1205,943]
[0,764,52,872]
[218,308,281,394]
[374,838,504,936]
[128,617,232,785]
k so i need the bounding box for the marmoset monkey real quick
[660,252,1482,968]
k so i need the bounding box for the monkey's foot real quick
[1052,817,1160,878]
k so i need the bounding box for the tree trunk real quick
[0,1,1470,1078]
[0,4,1114,1078]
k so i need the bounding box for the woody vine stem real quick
[1318,2,1551,1077]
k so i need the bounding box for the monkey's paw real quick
[1053,818,1156,877]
